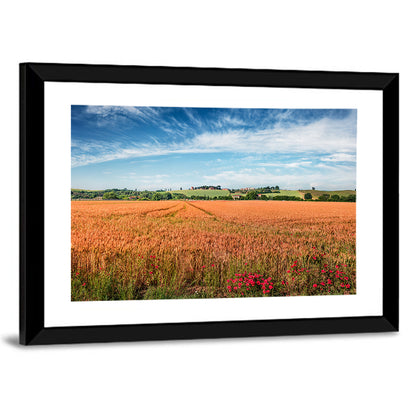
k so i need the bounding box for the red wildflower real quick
[313,284,318,288]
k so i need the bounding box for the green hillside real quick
[171,189,231,197]
[266,190,304,198]
[299,190,356,200]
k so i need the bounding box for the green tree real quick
[245,190,258,200]
[318,194,330,201]
[103,191,118,200]
[151,193,163,201]
[260,194,269,200]
[304,192,313,200]
[330,194,340,201]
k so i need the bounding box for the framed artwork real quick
[20,63,399,345]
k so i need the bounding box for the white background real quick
[44,83,383,326]
[0,1,413,416]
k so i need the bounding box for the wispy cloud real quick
[258,161,312,168]
[203,165,355,190]
[71,106,357,190]
[321,153,356,162]
[83,105,162,127]
[72,111,357,168]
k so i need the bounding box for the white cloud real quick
[258,161,312,168]
[203,165,355,190]
[72,112,356,167]
[321,153,356,162]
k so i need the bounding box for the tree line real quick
[71,188,355,202]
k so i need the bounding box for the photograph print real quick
[71,106,357,302]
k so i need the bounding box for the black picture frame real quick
[20,63,399,345]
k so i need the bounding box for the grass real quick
[300,190,356,199]
[171,189,231,197]
[71,200,356,301]
[265,190,304,198]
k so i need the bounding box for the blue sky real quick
[71,106,357,191]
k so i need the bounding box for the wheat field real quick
[71,200,356,301]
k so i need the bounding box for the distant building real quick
[232,194,242,200]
